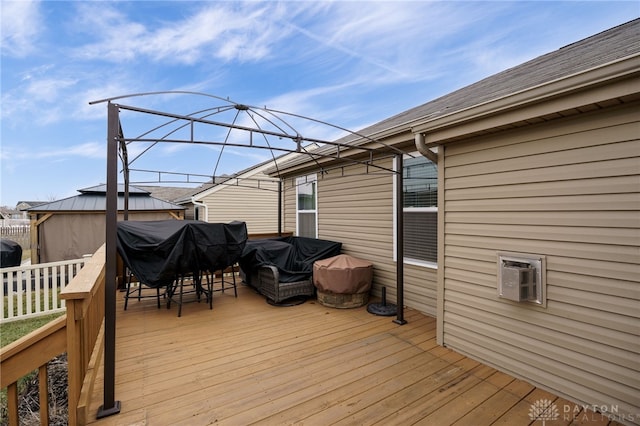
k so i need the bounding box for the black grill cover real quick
[117,220,247,288]
[239,236,342,283]
[1,239,22,268]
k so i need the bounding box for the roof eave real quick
[266,53,640,178]
[411,54,640,143]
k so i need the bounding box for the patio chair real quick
[212,263,239,297]
[239,236,342,304]
[123,268,164,310]
[166,270,213,317]
[256,264,316,304]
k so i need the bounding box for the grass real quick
[0,312,65,347]
[22,248,31,262]
[2,287,65,347]
[1,311,65,424]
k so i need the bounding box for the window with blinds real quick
[402,155,437,264]
[296,174,317,238]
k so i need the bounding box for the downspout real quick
[414,131,445,346]
[414,133,438,164]
[192,198,208,222]
[394,153,407,325]
[278,180,282,236]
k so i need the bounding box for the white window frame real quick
[393,153,438,269]
[296,174,318,238]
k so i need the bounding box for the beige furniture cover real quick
[313,254,373,294]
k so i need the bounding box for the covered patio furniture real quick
[116,219,248,316]
[313,254,373,308]
[239,236,342,304]
[0,239,22,268]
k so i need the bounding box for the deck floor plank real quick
[85,284,613,425]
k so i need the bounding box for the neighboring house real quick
[271,20,639,422]
[175,147,318,234]
[0,209,16,221]
[1,201,42,221]
[27,184,184,263]
[135,185,196,206]
[16,201,46,216]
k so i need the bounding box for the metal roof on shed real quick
[27,185,184,212]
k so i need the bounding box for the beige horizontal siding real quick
[446,223,639,246]
[202,174,280,234]
[283,159,438,316]
[282,179,297,235]
[446,210,639,228]
[447,157,640,189]
[446,234,638,265]
[441,102,640,420]
[444,103,639,161]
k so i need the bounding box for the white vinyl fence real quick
[0,223,30,249]
[1,258,88,323]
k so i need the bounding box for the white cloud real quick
[284,2,482,82]
[0,0,42,57]
[71,2,292,65]
[0,141,105,161]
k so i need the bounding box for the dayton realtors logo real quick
[529,399,560,425]
[529,400,637,424]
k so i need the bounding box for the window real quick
[296,174,317,238]
[399,154,438,265]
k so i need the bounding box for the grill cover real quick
[313,254,373,294]
[117,220,247,288]
[0,239,22,267]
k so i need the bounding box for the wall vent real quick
[498,252,546,306]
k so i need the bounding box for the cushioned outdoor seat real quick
[239,236,342,304]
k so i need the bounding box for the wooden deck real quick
[85,281,615,426]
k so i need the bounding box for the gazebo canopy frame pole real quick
[278,180,283,236]
[98,102,122,419]
[394,153,407,325]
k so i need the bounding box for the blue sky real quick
[1,1,637,207]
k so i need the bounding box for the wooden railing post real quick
[61,244,106,425]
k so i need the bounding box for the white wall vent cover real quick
[497,252,546,307]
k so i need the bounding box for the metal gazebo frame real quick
[91,92,412,418]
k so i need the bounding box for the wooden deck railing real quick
[0,315,66,426]
[1,257,88,322]
[0,244,106,426]
[60,244,106,426]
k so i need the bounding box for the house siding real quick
[441,102,640,419]
[183,203,196,220]
[201,173,280,234]
[284,159,438,316]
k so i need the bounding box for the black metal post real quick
[97,102,121,418]
[278,180,282,236]
[394,154,407,325]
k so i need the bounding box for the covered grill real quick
[0,239,22,268]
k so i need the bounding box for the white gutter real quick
[192,197,208,222]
